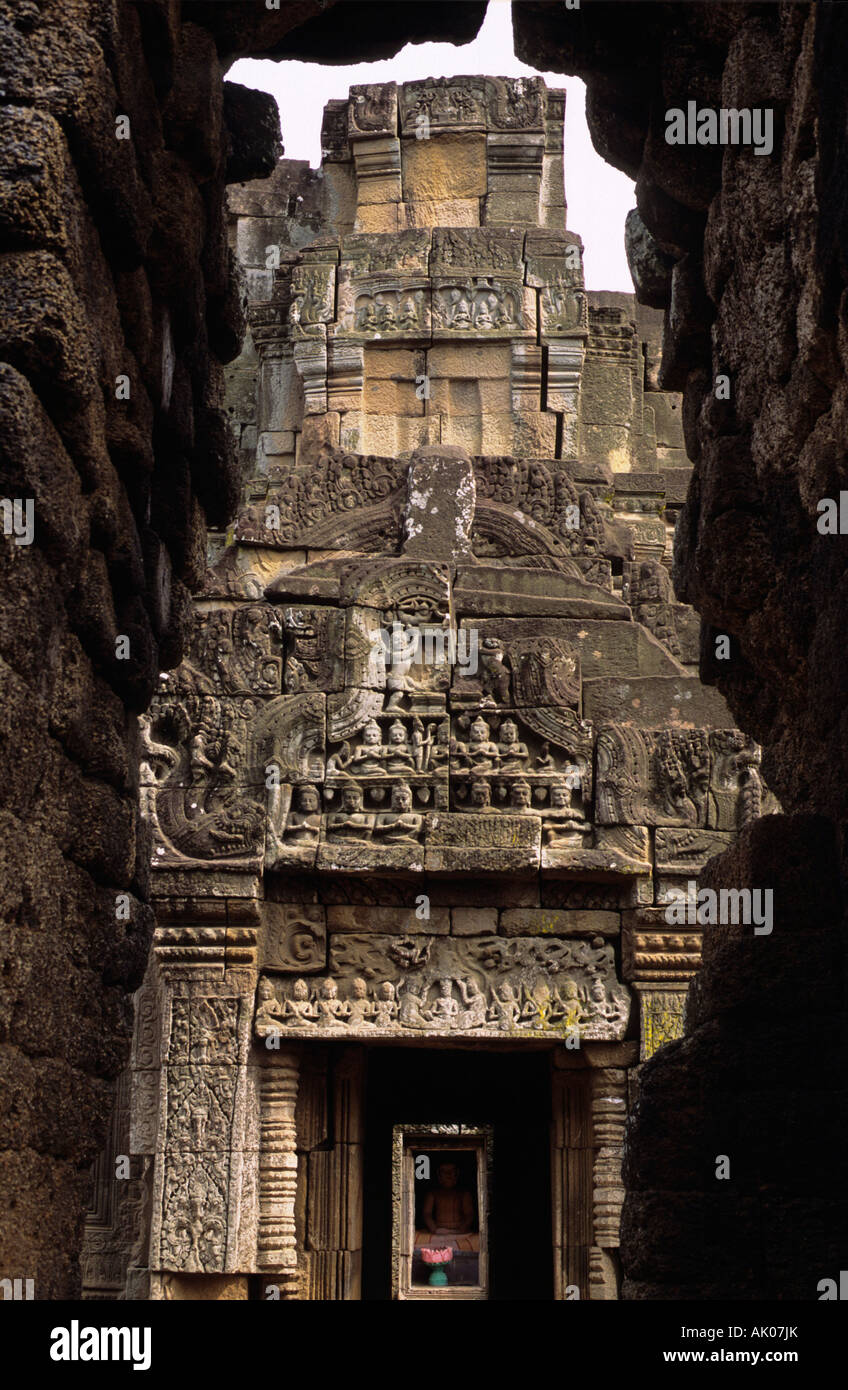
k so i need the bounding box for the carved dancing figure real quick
[587,976,628,1032]
[478,636,511,704]
[457,977,487,1029]
[557,980,587,1033]
[399,979,432,1029]
[489,981,521,1030]
[411,717,426,772]
[375,294,396,329]
[521,980,556,1029]
[357,298,377,332]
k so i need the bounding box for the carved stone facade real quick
[84,76,773,1301]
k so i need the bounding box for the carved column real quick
[258,1048,301,1297]
[293,338,329,416]
[546,339,586,457]
[348,82,401,234]
[511,341,544,414]
[144,907,259,1299]
[541,87,566,229]
[589,1067,627,1299]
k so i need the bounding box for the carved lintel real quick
[255,933,630,1044]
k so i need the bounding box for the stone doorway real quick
[361,1048,553,1301]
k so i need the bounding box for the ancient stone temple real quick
[82,76,773,1301]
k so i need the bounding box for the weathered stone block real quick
[500,909,619,938]
[584,677,735,729]
[580,423,634,472]
[579,362,634,427]
[326,905,449,935]
[398,198,479,228]
[0,106,70,252]
[299,412,340,457]
[353,200,402,235]
[363,378,424,415]
[402,134,487,202]
[260,903,327,972]
[0,251,97,409]
[359,413,437,456]
[427,342,511,378]
[451,908,497,936]
[425,812,540,872]
[363,346,424,380]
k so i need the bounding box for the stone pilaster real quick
[258,1048,301,1298]
[589,1067,627,1300]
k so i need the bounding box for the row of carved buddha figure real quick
[255,973,628,1035]
[280,778,589,845]
[348,281,523,336]
[327,716,574,779]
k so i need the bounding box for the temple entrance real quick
[361,1048,553,1301]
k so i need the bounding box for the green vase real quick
[428,1267,449,1287]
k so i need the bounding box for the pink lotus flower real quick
[421,1247,454,1265]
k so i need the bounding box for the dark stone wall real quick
[513,0,848,1298]
[0,0,260,1299]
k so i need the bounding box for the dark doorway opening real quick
[362,1048,553,1301]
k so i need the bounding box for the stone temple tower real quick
[83,77,773,1302]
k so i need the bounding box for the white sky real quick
[229,0,636,291]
